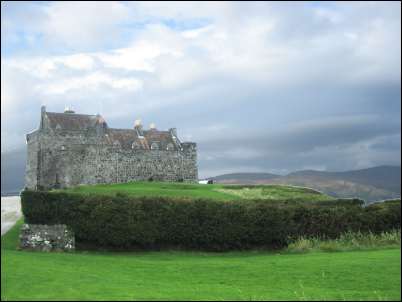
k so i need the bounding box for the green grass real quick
[58,181,335,202]
[287,230,401,253]
[217,185,335,201]
[2,220,400,301]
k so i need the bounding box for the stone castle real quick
[25,106,198,189]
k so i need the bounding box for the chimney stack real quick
[134,119,142,129]
[40,105,46,130]
[64,106,75,114]
[169,128,177,137]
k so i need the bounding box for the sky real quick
[1,1,401,178]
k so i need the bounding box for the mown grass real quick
[59,181,335,202]
[2,220,401,301]
[62,181,237,200]
[287,229,401,253]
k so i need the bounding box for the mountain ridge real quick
[211,166,401,203]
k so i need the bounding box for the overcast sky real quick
[1,1,401,178]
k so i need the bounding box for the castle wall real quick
[25,131,40,189]
[26,129,198,189]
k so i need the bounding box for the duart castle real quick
[25,106,198,189]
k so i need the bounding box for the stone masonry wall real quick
[19,224,75,252]
[26,128,198,189]
[25,131,40,189]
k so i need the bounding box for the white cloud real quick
[42,1,129,49]
[1,1,401,176]
[61,54,95,70]
[41,72,143,95]
[96,38,182,72]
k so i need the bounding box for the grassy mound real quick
[60,181,335,202]
[2,220,401,301]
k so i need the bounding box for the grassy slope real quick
[61,181,335,202]
[2,221,400,301]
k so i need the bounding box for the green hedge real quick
[20,191,400,251]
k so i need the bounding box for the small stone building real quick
[25,106,198,189]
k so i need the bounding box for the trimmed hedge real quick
[20,191,400,251]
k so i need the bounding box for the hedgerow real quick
[20,190,400,251]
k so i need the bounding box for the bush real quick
[20,191,401,251]
[287,229,401,253]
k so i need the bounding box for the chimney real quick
[134,119,142,129]
[64,106,75,114]
[169,128,177,137]
[134,119,144,137]
[40,105,46,130]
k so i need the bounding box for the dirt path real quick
[1,196,22,235]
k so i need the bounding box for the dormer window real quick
[151,142,159,150]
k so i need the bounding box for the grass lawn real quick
[2,220,400,301]
[59,181,335,202]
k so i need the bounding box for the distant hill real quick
[287,166,401,194]
[212,172,279,184]
[211,166,401,203]
[1,149,26,196]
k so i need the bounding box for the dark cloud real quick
[1,2,400,178]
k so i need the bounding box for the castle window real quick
[166,143,174,151]
[151,142,159,150]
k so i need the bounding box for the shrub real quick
[287,229,401,253]
[20,191,401,251]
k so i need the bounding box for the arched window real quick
[166,143,174,151]
[151,142,159,150]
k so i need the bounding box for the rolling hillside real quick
[211,166,401,203]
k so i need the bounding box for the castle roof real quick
[46,112,101,131]
[106,129,177,150]
[45,111,178,150]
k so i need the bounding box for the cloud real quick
[1,2,401,177]
[40,72,143,95]
[195,115,401,177]
[43,1,130,49]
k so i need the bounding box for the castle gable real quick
[45,112,101,131]
[144,130,177,150]
[106,129,138,149]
